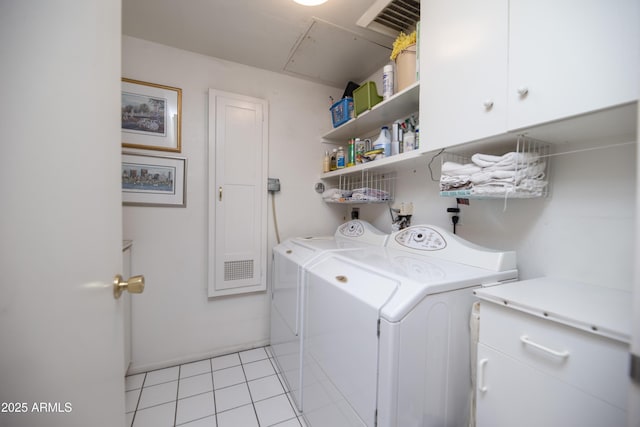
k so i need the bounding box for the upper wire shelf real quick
[439,135,550,199]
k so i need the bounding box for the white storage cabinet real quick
[420,0,639,150]
[474,278,631,427]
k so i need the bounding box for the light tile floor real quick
[125,346,307,427]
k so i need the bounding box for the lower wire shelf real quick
[322,171,396,204]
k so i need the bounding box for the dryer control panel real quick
[338,221,365,237]
[335,220,389,246]
[394,226,447,251]
[387,224,517,271]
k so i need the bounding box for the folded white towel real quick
[441,161,481,176]
[440,175,472,191]
[351,187,390,201]
[471,152,540,170]
[322,188,352,200]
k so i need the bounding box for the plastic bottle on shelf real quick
[391,121,401,155]
[323,150,330,173]
[336,146,346,169]
[382,64,394,100]
[373,126,391,157]
[347,139,355,167]
[354,138,365,163]
[403,128,415,152]
[330,148,337,171]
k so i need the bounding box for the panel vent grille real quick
[224,260,254,281]
[357,0,420,37]
[374,0,420,34]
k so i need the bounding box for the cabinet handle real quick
[219,186,223,201]
[483,99,494,110]
[478,358,489,393]
[520,335,570,358]
[517,87,529,97]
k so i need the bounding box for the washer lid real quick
[315,247,517,322]
[475,277,632,343]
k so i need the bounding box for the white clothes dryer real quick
[270,220,388,410]
[300,225,518,427]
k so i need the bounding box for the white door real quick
[0,1,127,426]
[208,90,268,297]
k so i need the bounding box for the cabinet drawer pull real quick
[520,335,570,358]
[478,358,489,393]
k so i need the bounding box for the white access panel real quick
[209,90,268,297]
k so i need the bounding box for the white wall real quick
[360,137,636,290]
[122,36,343,372]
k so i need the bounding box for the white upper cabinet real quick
[507,0,639,131]
[420,0,639,151]
[420,0,508,150]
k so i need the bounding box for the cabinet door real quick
[476,343,626,427]
[508,0,639,130]
[420,0,508,150]
[208,90,268,297]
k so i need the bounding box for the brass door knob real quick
[113,274,145,299]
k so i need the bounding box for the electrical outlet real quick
[268,178,280,192]
[447,206,461,228]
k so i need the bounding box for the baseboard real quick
[126,339,271,376]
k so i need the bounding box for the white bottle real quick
[403,129,415,152]
[382,64,394,100]
[391,121,401,155]
[336,146,346,169]
[373,126,391,157]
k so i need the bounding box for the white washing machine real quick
[270,220,388,410]
[300,225,518,427]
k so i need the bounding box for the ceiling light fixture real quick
[293,0,328,6]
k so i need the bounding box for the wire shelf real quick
[322,170,396,204]
[439,135,550,199]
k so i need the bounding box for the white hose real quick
[271,192,281,244]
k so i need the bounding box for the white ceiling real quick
[122,0,398,89]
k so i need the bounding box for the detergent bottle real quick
[372,126,391,157]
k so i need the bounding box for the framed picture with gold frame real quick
[121,78,182,152]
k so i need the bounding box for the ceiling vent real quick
[357,0,420,38]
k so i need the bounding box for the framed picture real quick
[121,78,182,152]
[122,153,187,207]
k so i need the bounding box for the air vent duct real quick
[357,0,420,38]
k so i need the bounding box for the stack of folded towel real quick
[322,187,390,202]
[440,152,547,197]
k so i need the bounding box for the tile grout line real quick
[210,358,219,427]
[173,365,181,427]
[130,372,147,427]
[239,353,262,426]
